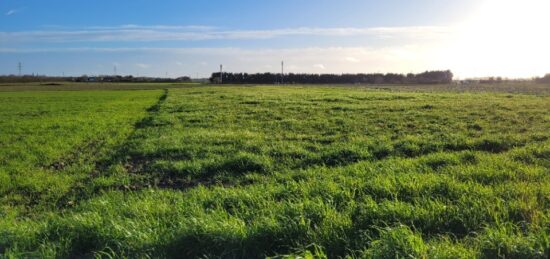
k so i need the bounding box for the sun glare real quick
[450,0,550,78]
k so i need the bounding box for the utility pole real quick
[281,60,284,84]
[114,65,117,76]
[220,64,223,84]
[18,62,22,76]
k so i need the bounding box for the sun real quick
[449,0,550,78]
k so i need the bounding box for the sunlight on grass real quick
[1,86,549,258]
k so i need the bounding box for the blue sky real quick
[1,0,549,78]
[1,0,477,30]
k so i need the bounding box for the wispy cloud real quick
[135,63,151,69]
[84,24,217,31]
[344,57,360,63]
[0,46,442,72]
[0,25,455,43]
[5,9,18,16]
[313,64,326,70]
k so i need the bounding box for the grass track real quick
[1,85,549,258]
[0,90,163,215]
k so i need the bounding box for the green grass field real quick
[1,84,549,258]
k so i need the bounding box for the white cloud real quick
[0,25,454,43]
[313,64,326,70]
[2,21,547,78]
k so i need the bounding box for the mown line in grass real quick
[43,89,169,174]
[110,88,260,191]
[0,90,166,217]
[52,89,170,210]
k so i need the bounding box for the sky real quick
[1,0,549,78]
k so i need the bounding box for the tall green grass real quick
[0,90,163,216]
[1,86,549,258]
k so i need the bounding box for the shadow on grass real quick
[87,88,273,192]
[53,89,180,208]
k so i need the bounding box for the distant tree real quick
[537,74,550,83]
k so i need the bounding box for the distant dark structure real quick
[209,70,454,84]
[536,74,550,83]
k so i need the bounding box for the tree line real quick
[209,70,454,84]
[0,75,191,83]
[73,75,191,83]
